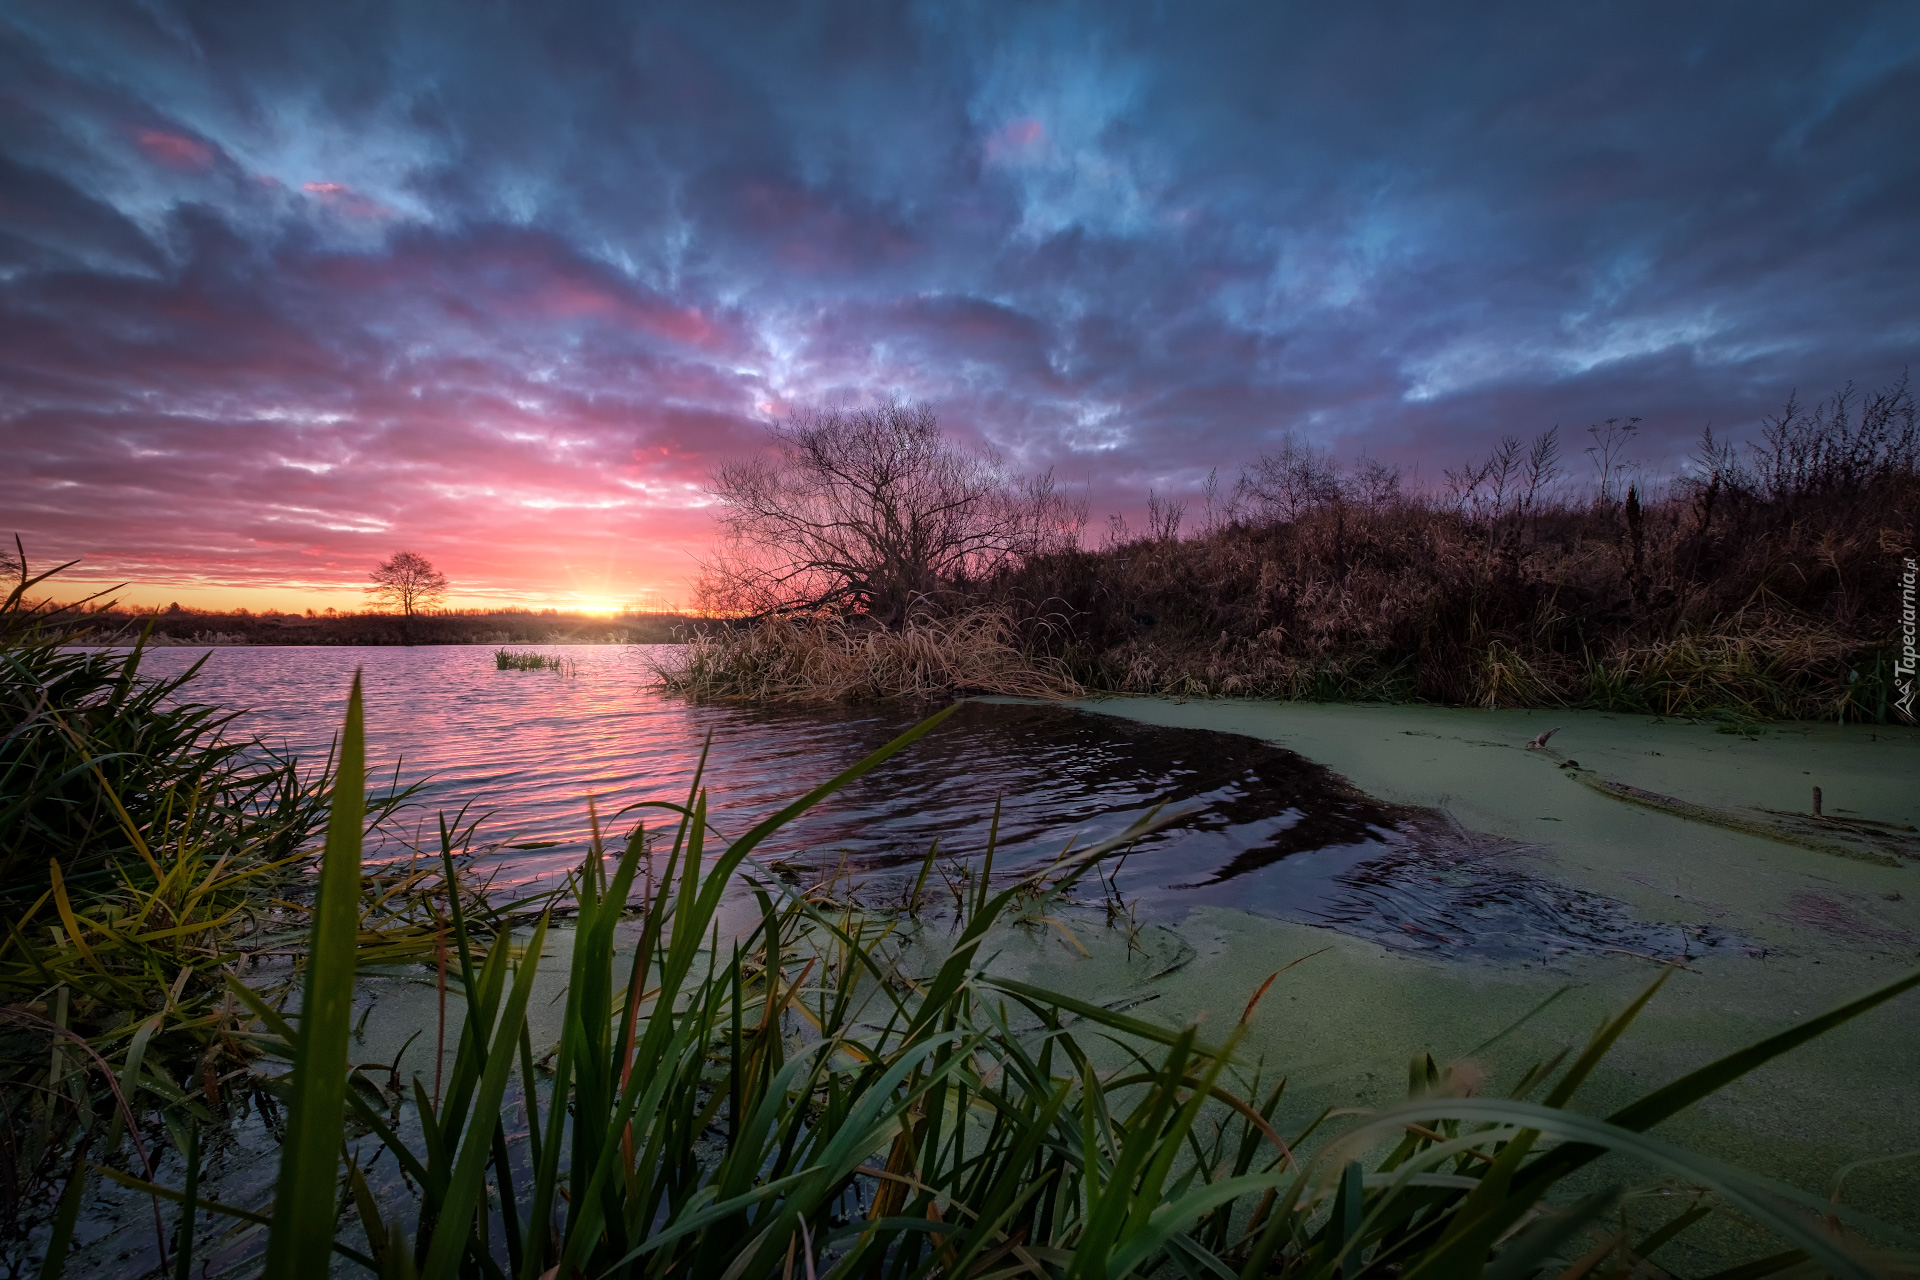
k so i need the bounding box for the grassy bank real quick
[0,554,431,1260]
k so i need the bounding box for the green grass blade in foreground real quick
[686,701,962,920]
[1517,965,1920,1198]
[1332,1097,1904,1280]
[1481,1187,1620,1280]
[984,975,1224,1053]
[1542,966,1675,1108]
[420,913,551,1280]
[261,671,366,1280]
[1610,965,1920,1132]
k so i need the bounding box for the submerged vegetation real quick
[59,688,1920,1279]
[677,378,1918,718]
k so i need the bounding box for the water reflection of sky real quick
[136,645,1697,961]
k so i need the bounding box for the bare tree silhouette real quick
[702,402,1082,624]
[367,551,449,618]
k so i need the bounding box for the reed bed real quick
[674,467,1910,715]
[654,607,1084,702]
[493,648,577,674]
[58,686,1918,1279]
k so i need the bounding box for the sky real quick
[2,2,1916,611]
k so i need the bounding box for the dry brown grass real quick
[650,606,1084,701]
[668,380,1916,719]
[989,452,1915,719]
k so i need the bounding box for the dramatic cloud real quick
[2,1,1915,606]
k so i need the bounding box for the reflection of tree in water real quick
[723,701,1705,963]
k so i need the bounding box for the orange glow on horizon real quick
[46,577,690,617]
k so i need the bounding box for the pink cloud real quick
[303,181,389,219]
[0,220,792,609]
[135,128,216,170]
[531,280,719,348]
[984,117,1045,161]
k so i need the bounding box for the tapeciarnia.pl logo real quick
[1899,556,1917,721]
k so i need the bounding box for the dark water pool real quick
[132,645,1694,961]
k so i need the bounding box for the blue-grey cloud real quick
[1,0,1915,600]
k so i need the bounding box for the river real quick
[136,643,1701,963]
[90,643,1920,1272]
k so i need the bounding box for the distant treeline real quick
[95,605,696,646]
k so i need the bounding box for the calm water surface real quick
[136,644,1679,959]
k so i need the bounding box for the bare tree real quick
[1347,455,1404,511]
[701,402,1084,624]
[1236,431,1345,522]
[367,551,449,617]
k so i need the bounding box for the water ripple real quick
[134,645,1688,962]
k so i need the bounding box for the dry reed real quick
[988,404,1916,720]
[651,606,1084,701]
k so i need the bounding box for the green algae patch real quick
[998,697,1920,1239]
[1056,698,1918,955]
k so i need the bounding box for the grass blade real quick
[172,1123,200,1280]
[421,913,551,1280]
[261,671,367,1280]
[37,1136,90,1280]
